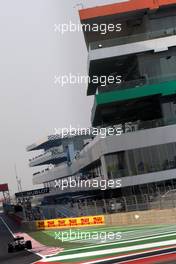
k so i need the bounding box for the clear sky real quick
[0,0,127,196]
[0,0,94,195]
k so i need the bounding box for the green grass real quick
[28,224,175,251]
[28,224,176,263]
[28,224,149,248]
[50,233,176,256]
[28,230,90,249]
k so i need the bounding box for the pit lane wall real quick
[21,209,176,231]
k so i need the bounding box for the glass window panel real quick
[127,150,137,175]
[105,142,176,178]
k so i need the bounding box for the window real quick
[105,142,176,178]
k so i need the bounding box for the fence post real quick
[122,196,127,212]
[113,198,117,213]
[134,195,139,211]
[144,194,150,210]
[76,201,80,216]
[159,194,162,209]
[93,200,98,215]
[85,199,89,216]
[171,190,175,208]
[102,199,108,214]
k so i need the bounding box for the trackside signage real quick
[36,215,105,229]
[0,183,9,192]
[15,187,49,198]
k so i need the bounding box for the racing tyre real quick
[8,245,13,253]
[25,240,32,249]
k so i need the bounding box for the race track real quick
[2,214,176,264]
[0,213,41,264]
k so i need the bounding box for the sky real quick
[0,0,94,196]
[0,0,127,196]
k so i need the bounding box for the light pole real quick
[14,164,26,221]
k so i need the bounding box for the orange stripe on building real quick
[79,0,176,20]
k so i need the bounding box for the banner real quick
[15,187,49,198]
[36,215,105,229]
[0,183,9,192]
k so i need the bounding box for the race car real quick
[8,236,32,253]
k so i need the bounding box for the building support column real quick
[100,155,108,180]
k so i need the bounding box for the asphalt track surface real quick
[0,213,41,264]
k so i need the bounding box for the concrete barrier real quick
[18,208,176,231]
[105,208,176,226]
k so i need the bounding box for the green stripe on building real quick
[95,80,176,105]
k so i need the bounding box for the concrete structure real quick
[27,134,92,185]
[78,0,176,197]
[27,0,176,217]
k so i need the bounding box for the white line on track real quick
[0,216,15,237]
[65,231,176,244]
[42,240,176,262]
[60,228,176,253]
[83,247,176,264]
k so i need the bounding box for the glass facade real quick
[105,142,176,179]
[80,160,102,180]
[43,161,103,189]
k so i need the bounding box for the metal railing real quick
[18,190,176,221]
[29,151,67,166]
[39,190,176,219]
[90,117,176,138]
[97,73,176,94]
[123,117,176,133]
[90,27,176,50]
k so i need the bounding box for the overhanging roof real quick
[26,136,62,151]
[91,79,176,125]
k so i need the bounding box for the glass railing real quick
[92,73,176,121]
[98,78,146,93]
[126,118,176,133]
[89,117,176,139]
[33,167,50,176]
[107,117,176,136]
[97,73,176,94]
[89,27,176,50]
[107,160,176,179]
[29,151,66,165]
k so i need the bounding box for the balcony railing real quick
[98,78,146,94]
[89,27,176,50]
[29,151,67,167]
[112,117,176,136]
[107,161,176,179]
[97,73,176,95]
[90,114,176,139]
[33,167,50,176]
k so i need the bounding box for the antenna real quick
[14,164,22,193]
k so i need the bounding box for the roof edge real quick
[79,0,176,21]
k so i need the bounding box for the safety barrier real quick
[36,215,105,230]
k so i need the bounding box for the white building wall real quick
[33,124,176,185]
